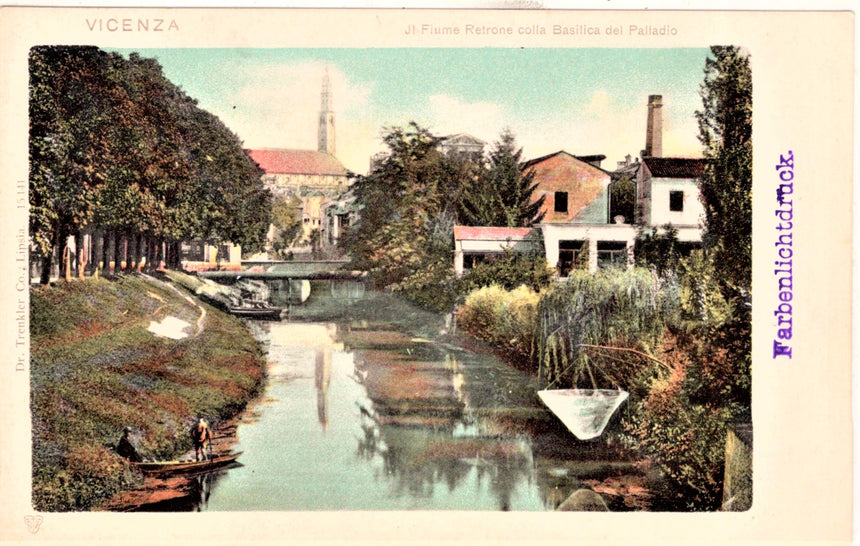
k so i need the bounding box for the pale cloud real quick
[516,90,701,167]
[426,94,507,142]
[223,61,373,170]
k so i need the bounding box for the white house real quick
[636,156,706,244]
[452,93,707,276]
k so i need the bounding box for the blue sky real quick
[112,47,711,173]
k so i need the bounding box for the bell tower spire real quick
[318,69,336,156]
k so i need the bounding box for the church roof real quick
[643,157,706,178]
[246,149,348,176]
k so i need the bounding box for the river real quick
[154,288,662,511]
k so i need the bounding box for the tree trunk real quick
[155,237,164,271]
[102,230,112,276]
[57,223,70,282]
[168,240,180,270]
[39,242,54,285]
[151,236,159,271]
[144,236,156,272]
[114,232,124,275]
[75,231,87,280]
[135,233,144,273]
[91,230,103,278]
[125,233,136,273]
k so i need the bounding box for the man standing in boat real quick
[191,417,212,461]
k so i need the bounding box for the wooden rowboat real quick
[228,304,285,320]
[134,452,243,476]
[537,389,629,441]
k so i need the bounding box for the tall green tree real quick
[29,46,120,281]
[343,123,450,288]
[609,174,636,224]
[695,46,752,306]
[695,45,752,405]
[460,128,545,227]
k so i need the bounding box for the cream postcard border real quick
[0,7,853,545]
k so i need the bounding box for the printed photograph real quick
[28,45,751,512]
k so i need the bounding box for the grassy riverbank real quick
[30,274,267,511]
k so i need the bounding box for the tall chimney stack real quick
[644,94,663,158]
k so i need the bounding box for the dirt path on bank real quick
[140,273,207,337]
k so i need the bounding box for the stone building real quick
[246,73,349,247]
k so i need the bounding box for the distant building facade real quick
[440,133,486,162]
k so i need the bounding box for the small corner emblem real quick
[24,515,43,534]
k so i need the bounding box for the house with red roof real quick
[523,151,611,225]
[636,156,706,243]
[246,148,349,245]
[519,150,639,273]
[453,94,706,276]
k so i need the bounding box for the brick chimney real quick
[644,94,663,158]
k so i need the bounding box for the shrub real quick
[621,327,746,510]
[393,253,457,313]
[677,250,731,324]
[457,284,540,362]
[635,224,682,275]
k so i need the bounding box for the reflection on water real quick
[315,349,330,429]
[185,317,650,512]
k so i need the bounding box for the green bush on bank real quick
[456,284,540,362]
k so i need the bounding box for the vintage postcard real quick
[0,5,853,545]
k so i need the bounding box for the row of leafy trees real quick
[341,124,544,310]
[29,46,271,284]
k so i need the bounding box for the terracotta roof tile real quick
[644,157,706,178]
[246,149,348,176]
[453,226,537,241]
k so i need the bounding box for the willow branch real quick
[577,343,670,370]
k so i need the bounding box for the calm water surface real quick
[185,313,647,512]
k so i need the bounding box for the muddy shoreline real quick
[99,409,247,511]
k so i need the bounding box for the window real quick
[669,190,684,212]
[181,241,205,262]
[597,241,628,269]
[558,240,587,276]
[554,191,568,213]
